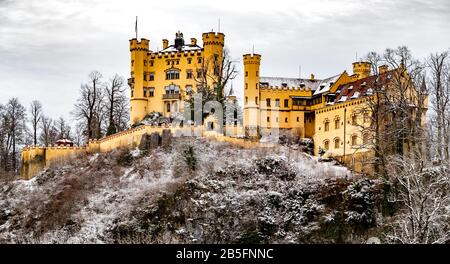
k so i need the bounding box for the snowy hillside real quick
[0,138,385,243]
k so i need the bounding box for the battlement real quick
[352,61,371,80]
[243,53,261,65]
[202,32,225,46]
[130,38,150,52]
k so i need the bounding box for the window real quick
[284,99,289,108]
[149,88,154,97]
[149,73,154,81]
[334,138,340,149]
[266,99,271,107]
[245,83,248,89]
[255,97,258,105]
[352,115,357,125]
[363,133,369,145]
[324,120,330,131]
[143,88,147,97]
[188,58,192,64]
[131,89,134,97]
[144,60,147,66]
[297,117,299,122]
[166,70,180,80]
[198,57,202,63]
[197,69,202,78]
[256,83,258,89]
[267,117,270,123]
[285,118,288,123]
[167,61,170,66]
[245,97,248,104]
[165,84,180,94]
[245,71,248,77]
[166,103,171,112]
[335,117,340,129]
[187,71,193,79]
[256,71,259,77]
[352,135,358,146]
[275,99,280,107]
[324,140,330,150]
[150,60,154,67]
[131,60,134,66]
[214,66,220,76]
[144,73,147,81]
[364,112,370,123]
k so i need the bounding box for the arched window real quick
[166,103,171,112]
[334,138,340,149]
[324,140,330,150]
[334,116,340,129]
[173,102,179,112]
[352,114,357,125]
[351,135,358,146]
[363,133,370,145]
[165,69,180,80]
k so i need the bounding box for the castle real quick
[20,29,427,179]
[243,54,427,173]
[129,31,226,124]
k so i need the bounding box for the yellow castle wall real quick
[129,32,225,125]
[21,124,245,180]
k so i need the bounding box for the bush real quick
[183,145,197,171]
[117,151,134,167]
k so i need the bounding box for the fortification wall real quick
[21,124,245,179]
[21,146,87,180]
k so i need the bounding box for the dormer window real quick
[282,83,288,88]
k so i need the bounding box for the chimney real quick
[310,74,315,81]
[162,39,169,49]
[379,65,388,74]
[191,38,197,46]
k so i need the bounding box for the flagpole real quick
[135,16,138,39]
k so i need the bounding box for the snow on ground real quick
[0,137,354,243]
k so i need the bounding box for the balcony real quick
[162,93,181,100]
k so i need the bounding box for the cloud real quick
[0,0,449,122]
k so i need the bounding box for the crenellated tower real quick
[352,61,371,80]
[243,53,261,137]
[202,32,225,93]
[129,38,150,125]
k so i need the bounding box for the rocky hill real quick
[0,138,388,243]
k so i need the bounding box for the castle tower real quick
[243,53,261,137]
[129,38,150,125]
[352,61,371,80]
[202,32,225,93]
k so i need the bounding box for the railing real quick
[162,93,181,100]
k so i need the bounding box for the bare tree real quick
[29,100,42,146]
[40,116,57,147]
[0,98,27,172]
[73,71,104,140]
[105,74,127,135]
[55,117,71,140]
[187,47,238,123]
[427,51,450,160]
[357,47,427,177]
[386,155,450,244]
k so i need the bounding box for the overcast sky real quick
[1,0,449,122]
